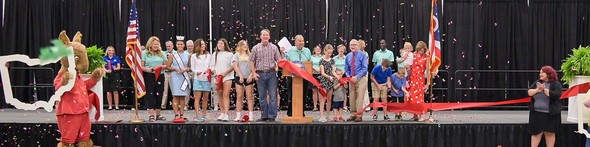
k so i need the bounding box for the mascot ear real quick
[59,30,71,45]
[72,31,83,43]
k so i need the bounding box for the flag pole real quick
[425,0,438,123]
[130,55,144,123]
[426,50,436,123]
[129,0,144,123]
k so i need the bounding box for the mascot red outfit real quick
[53,31,104,147]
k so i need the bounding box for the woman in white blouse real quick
[190,38,211,122]
[210,38,235,121]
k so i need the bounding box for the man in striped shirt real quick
[250,29,281,122]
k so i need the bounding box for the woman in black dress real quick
[527,66,562,147]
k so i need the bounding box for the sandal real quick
[180,114,188,121]
[156,115,166,121]
[410,115,419,121]
[149,115,155,122]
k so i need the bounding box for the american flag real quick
[125,1,146,99]
[428,0,442,82]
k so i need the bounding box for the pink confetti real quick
[140,137,144,142]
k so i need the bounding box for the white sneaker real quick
[234,114,242,122]
[217,114,224,121]
[319,117,327,122]
[213,106,219,111]
[222,114,230,122]
[199,115,207,122]
[234,112,242,122]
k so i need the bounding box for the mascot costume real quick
[54,30,104,147]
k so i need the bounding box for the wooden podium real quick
[282,61,314,123]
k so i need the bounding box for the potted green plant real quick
[561,45,590,123]
[82,45,106,121]
[85,45,107,74]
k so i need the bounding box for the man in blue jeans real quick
[250,29,281,122]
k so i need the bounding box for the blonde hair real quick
[323,44,334,52]
[105,46,115,56]
[235,40,250,61]
[416,41,428,54]
[146,36,163,57]
[358,39,366,50]
[398,66,406,72]
[404,42,413,49]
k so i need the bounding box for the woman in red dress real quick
[407,41,429,121]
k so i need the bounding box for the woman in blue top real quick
[142,36,167,122]
[166,38,191,122]
[310,45,323,111]
[390,67,409,121]
[103,46,121,110]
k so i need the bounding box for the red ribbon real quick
[153,65,164,81]
[339,77,352,86]
[355,82,590,115]
[204,69,213,83]
[88,90,101,122]
[216,75,224,91]
[277,60,327,98]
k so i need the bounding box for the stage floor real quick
[0,109,584,147]
[0,109,573,124]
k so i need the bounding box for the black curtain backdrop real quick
[1,0,590,106]
[0,123,585,147]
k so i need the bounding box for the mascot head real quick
[58,30,88,73]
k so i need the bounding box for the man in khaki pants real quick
[345,39,368,122]
[161,41,174,109]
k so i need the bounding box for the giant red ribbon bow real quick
[277,60,327,98]
[355,82,590,115]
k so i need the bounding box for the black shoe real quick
[256,118,268,122]
[384,115,390,121]
[266,118,276,122]
[372,115,378,121]
[395,115,402,121]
